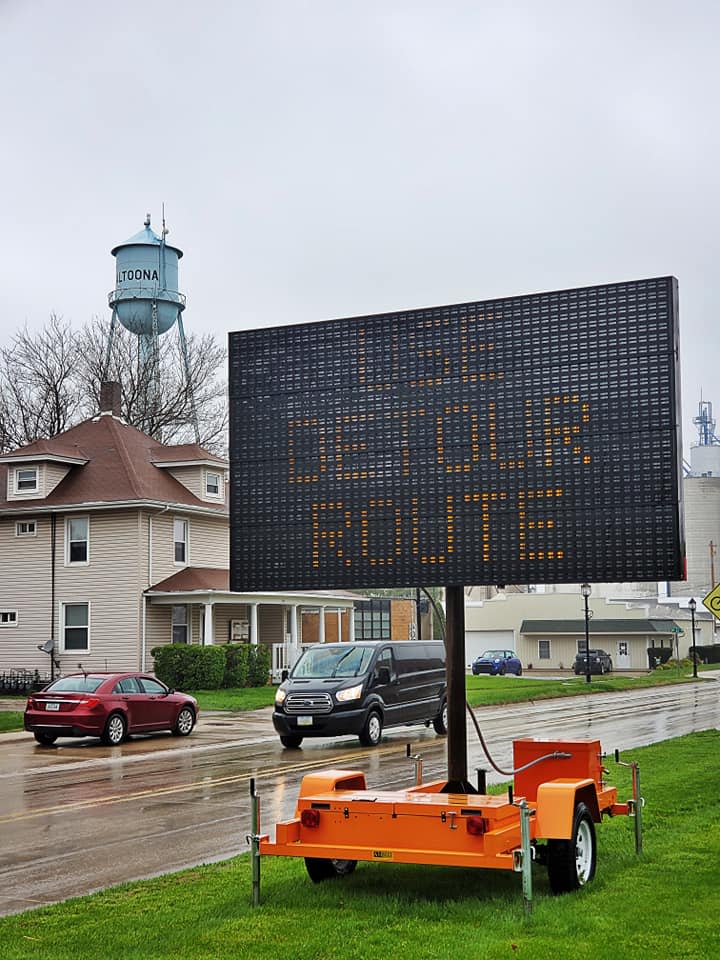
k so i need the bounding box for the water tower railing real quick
[108,288,186,308]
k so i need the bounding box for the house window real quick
[15,467,38,494]
[538,640,551,660]
[62,602,89,651]
[66,516,89,564]
[0,610,18,627]
[15,520,37,537]
[173,518,188,564]
[354,598,391,640]
[576,639,588,654]
[172,605,189,644]
[205,471,222,497]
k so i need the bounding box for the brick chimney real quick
[99,381,122,417]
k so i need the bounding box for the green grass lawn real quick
[1,730,717,959]
[0,710,23,732]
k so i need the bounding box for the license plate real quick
[45,702,60,711]
[297,716,313,726]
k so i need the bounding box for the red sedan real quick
[24,672,198,746]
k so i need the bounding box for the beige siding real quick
[54,509,143,672]
[0,515,53,669]
[149,513,229,586]
[166,466,204,499]
[45,463,71,495]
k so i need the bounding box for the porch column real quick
[203,602,214,645]
[337,608,343,642]
[349,606,355,642]
[319,606,326,643]
[250,603,259,646]
[289,604,300,666]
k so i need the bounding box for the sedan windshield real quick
[45,676,105,693]
[292,646,376,679]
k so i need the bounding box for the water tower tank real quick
[109,215,185,335]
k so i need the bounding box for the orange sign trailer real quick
[251,737,642,908]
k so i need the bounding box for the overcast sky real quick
[1,1,718,453]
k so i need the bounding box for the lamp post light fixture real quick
[689,598,698,680]
[581,583,592,684]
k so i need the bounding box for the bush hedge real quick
[150,643,271,690]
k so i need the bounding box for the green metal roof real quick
[520,619,679,635]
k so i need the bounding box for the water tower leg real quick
[177,314,201,444]
[102,309,119,383]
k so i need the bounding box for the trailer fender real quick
[534,779,600,839]
[298,769,367,799]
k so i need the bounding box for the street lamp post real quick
[689,598,698,680]
[581,583,592,685]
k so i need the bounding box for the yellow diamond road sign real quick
[702,583,720,622]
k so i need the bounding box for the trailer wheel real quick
[359,710,382,746]
[547,802,597,894]
[304,858,358,883]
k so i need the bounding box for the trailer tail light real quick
[301,809,321,828]
[466,816,487,836]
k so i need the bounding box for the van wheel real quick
[280,734,303,748]
[547,802,597,894]
[433,700,448,735]
[305,858,358,883]
[359,710,382,746]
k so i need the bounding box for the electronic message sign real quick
[229,277,684,591]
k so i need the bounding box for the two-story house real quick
[0,383,359,681]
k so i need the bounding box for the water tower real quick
[104,213,199,441]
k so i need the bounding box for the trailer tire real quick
[304,858,357,883]
[547,801,597,894]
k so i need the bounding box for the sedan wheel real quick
[101,712,127,746]
[33,731,57,746]
[173,706,195,737]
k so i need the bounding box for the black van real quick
[272,641,447,748]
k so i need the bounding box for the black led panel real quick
[229,277,684,591]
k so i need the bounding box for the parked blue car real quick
[471,649,523,677]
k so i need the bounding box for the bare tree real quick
[0,315,81,452]
[0,316,228,455]
[76,317,228,453]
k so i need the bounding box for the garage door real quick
[464,630,516,668]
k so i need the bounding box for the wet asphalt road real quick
[0,677,718,917]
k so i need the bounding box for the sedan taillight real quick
[78,698,101,709]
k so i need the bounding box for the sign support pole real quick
[445,584,469,790]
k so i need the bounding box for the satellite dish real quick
[37,639,55,654]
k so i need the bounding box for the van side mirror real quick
[376,666,391,685]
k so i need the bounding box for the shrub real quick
[224,644,250,687]
[247,643,271,686]
[151,643,270,689]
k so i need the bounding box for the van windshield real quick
[292,646,376,679]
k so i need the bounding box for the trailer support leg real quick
[518,799,533,911]
[629,763,643,856]
[248,778,261,907]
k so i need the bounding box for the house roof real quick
[520,619,679,635]
[147,567,363,604]
[0,415,228,514]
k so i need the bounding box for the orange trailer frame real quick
[251,738,642,907]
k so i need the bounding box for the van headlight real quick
[336,684,363,703]
[275,688,287,706]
